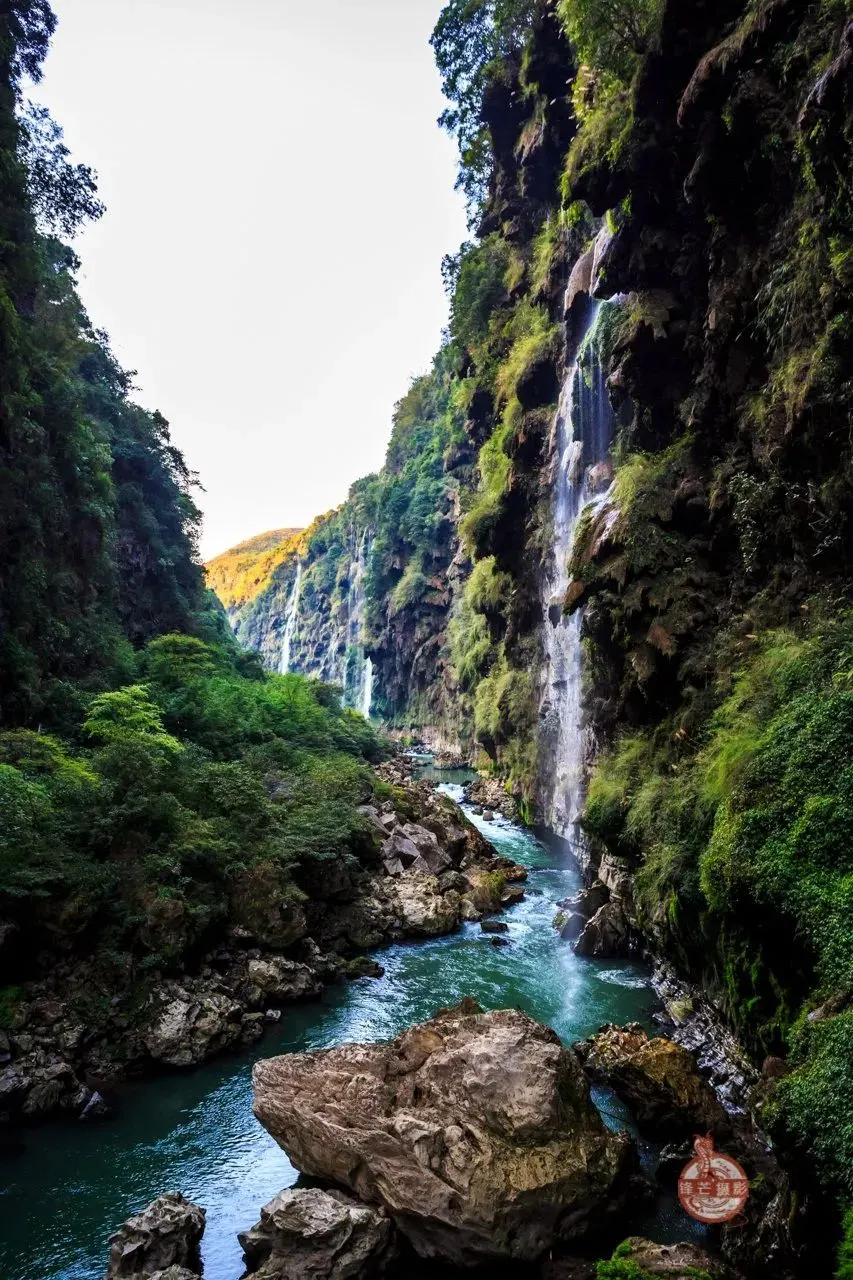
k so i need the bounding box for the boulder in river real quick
[142,991,244,1067]
[480,919,508,934]
[252,1001,632,1266]
[575,1024,730,1139]
[573,900,633,958]
[105,1192,205,1278]
[239,1187,397,1279]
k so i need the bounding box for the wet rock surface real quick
[105,1192,204,1279]
[575,1023,731,1139]
[239,1187,397,1280]
[462,776,519,821]
[252,1001,632,1266]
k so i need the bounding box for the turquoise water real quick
[0,779,698,1280]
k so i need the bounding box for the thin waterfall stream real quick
[539,306,615,837]
[277,561,303,675]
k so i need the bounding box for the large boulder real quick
[105,1192,205,1278]
[246,957,321,1004]
[143,991,243,1067]
[575,1025,730,1139]
[381,823,453,877]
[574,901,633,958]
[252,1002,631,1266]
[393,874,460,937]
[239,1187,397,1279]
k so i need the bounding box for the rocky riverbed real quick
[99,1002,769,1280]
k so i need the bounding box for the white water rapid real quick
[278,561,303,675]
[539,308,614,836]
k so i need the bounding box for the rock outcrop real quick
[239,1187,397,1280]
[600,1238,741,1278]
[575,1024,730,1139]
[105,1193,205,1279]
[574,899,635,959]
[252,1001,631,1266]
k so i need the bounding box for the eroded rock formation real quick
[252,1002,632,1265]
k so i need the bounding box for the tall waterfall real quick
[361,657,374,718]
[347,528,375,717]
[278,561,303,675]
[539,310,614,836]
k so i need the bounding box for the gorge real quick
[1,0,852,1277]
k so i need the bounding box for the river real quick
[0,771,704,1280]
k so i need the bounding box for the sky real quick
[36,0,468,560]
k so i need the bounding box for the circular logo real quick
[678,1135,749,1224]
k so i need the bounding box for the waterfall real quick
[361,656,374,718]
[345,527,376,717]
[278,561,303,675]
[539,307,614,837]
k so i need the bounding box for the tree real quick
[0,0,55,93]
[557,0,663,81]
[19,103,104,237]
[431,0,538,215]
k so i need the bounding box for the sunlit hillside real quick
[205,527,303,613]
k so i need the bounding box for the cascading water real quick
[361,656,374,718]
[345,527,375,716]
[278,561,303,675]
[539,307,614,837]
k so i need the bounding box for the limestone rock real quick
[480,919,508,934]
[105,1192,205,1278]
[246,957,321,1003]
[575,1024,730,1139]
[252,1003,631,1265]
[143,992,243,1067]
[393,874,460,937]
[556,912,586,942]
[574,900,633,958]
[239,1187,397,1279]
[558,883,610,917]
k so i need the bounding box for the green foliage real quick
[84,685,182,756]
[0,4,209,728]
[0,631,385,972]
[836,1205,853,1279]
[585,612,853,1199]
[558,0,663,81]
[431,0,538,214]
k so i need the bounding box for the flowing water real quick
[0,778,703,1280]
[277,561,302,675]
[539,320,614,837]
[345,527,375,715]
[300,526,375,714]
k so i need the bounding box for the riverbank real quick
[0,759,524,1143]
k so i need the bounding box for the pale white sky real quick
[37,0,467,560]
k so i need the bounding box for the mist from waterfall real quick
[539,308,614,837]
[278,561,303,675]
